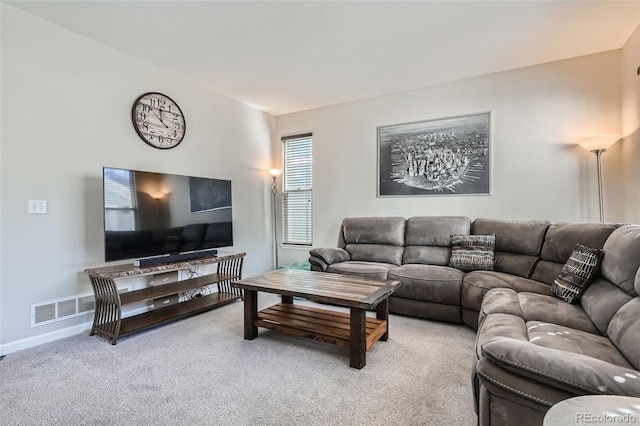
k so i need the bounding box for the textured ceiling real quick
[6,0,640,115]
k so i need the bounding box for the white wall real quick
[620,24,640,222]
[275,50,623,265]
[0,5,275,352]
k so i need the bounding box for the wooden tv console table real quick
[84,252,245,344]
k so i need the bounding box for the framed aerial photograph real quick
[377,112,490,197]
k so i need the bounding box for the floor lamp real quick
[576,134,621,223]
[269,168,282,270]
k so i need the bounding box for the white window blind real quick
[282,133,313,246]
[104,168,138,231]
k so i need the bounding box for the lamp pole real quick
[269,169,281,270]
[576,134,620,224]
[271,175,278,270]
[593,149,606,223]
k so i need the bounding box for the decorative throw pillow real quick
[449,234,495,272]
[552,244,604,304]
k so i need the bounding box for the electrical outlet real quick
[28,200,47,214]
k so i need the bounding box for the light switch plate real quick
[28,200,47,214]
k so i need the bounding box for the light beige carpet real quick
[0,293,477,425]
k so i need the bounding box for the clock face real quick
[132,92,186,149]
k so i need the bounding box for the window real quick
[282,133,313,246]
[104,168,138,231]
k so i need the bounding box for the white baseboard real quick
[0,321,92,356]
[1,306,150,356]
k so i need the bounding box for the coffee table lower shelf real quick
[257,303,387,350]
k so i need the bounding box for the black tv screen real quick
[103,167,233,262]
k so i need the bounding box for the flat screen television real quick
[103,167,233,263]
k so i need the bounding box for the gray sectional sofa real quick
[309,216,640,425]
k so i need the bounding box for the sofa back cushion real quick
[583,225,640,338]
[580,278,635,336]
[607,297,640,370]
[340,217,406,265]
[403,216,471,265]
[611,268,640,369]
[471,218,550,278]
[600,225,640,295]
[530,222,620,285]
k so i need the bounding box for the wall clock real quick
[132,92,186,149]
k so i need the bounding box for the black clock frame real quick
[131,92,186,150]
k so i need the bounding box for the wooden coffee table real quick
[232,269,401,369]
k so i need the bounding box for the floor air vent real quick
[33,303,56,324]
[31,287,129,327]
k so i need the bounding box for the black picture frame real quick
[377,112,491,197]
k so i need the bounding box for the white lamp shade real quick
[268,168,282,177]
[576,134,622,152]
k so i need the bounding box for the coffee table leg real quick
[350,307,366,369]
[244,289,258,340]
[376,298,390,341]
[281,295,293,304]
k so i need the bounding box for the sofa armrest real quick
[481,337,640,397]
[309,248,350,272]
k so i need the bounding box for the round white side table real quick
[544,395,640,426]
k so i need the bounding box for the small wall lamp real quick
[576,134,621,223]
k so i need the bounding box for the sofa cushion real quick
[462,271,552,313]
[607,298,640,370]
[390,297,462,323]
[531,223,620,285]
[476,313,633,370]
[471,218,550,278]
[479,288,599,334]
[472,218,549,256]
[480,337,640,396]
[529,260,565,287]
[403,246,451,266]
[580,278,635,336]
[342,216,405,246]
[405,216,471,246]
[326,261,394,280]
[526,321,632,367]
[514,292,600,334]
[539,223,618,263]
[449,234,495,272]
[480,288,523,320]
[340,217,406,265]
[476,313,528,359]
[601,225,640,295]
[388,264,464,305]
[530,222,619,286]
[345,244,404,266]
[551,244,603,304]
[402,216,471,266]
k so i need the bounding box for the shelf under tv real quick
[84,252,245,344]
